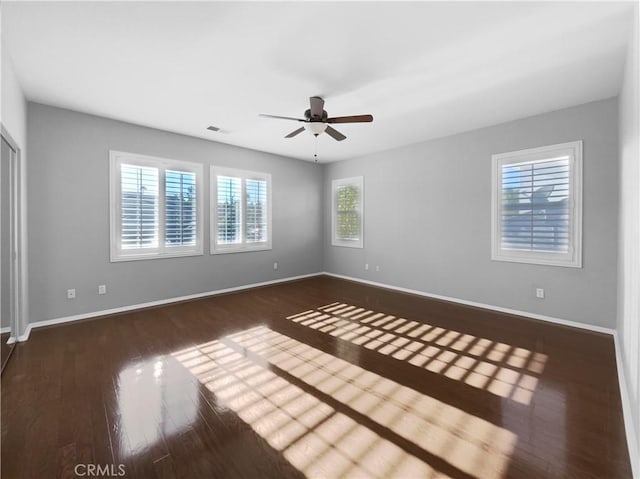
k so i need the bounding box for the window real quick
[211,167,272,253]
[491,141,582,267]
[110,151,203,261]
[332,176,364,248]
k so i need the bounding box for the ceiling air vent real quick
[207,125,230,134]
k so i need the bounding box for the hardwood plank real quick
[0,276,632,478]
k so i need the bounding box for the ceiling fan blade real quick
[285,127,305,138]
[327,114,373,124]
[259,114,305,122]
[309,96,325,119]
[325,125,346,141]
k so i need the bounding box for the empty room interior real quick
[1,1,640,478]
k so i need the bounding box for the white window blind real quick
[246,178,268,243]
[492,141,582,267]
[216,176,242,245]
[121,164,159,249]
[501,159,570,252]
[211,167,272,254]
[332,176,364,248]
[165,170,197,247]
[110,151,203,261]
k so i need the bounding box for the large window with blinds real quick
[109,151,203,261]
[211,167,272,253]
[332,176,364,248]
[491,141,582,267]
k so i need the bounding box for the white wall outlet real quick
[67,288,76,299]
[375,265,380,272]
[365,263,369,270]
[98,284,107,295]
[273,262,278,270]
[536,288,545,299]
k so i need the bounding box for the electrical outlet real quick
[98,284,107,295]
[67,288,76,299]
[536,288,545,299]
[273,262,278,270]
[365,263,369,270]
[375,265,380,272]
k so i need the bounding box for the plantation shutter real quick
[216,175,242,244]
[336,183,361,241]
[120,164,159,249]
[500,158,570,253]
[165,170,197,247]
[246,178,268,243]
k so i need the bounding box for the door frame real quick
[1,124,25,343]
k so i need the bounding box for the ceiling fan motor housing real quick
[304,109,328,121]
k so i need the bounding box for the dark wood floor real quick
[1,276,631,478]
[0,332,13,373]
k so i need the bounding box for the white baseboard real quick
[16,270,636,475]
[323,272,615,336]
[19,272,323,342]
[326,272,640,475]
[0,326,10,334]
[614,332,640,479]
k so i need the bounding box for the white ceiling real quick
[2,1,634,162]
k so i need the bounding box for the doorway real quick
[1,128,21,372]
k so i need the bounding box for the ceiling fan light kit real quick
[304,122,328,136]
[259,96,373,142]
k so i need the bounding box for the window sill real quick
[332,241,363,249]
[111,249,204,263]
[211,244,272,255]
[491,251,581,268]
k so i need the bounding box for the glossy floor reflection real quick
[287,303,548,404]
[0,276,632,478]
[115,359,199,458]
[173,326,517,479]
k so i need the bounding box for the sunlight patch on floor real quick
[173,326,518,479]
[287,303,548,405]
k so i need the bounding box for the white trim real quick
[210,166,273,254]
[322,272,614,335]
[331,176,364,249]
[17,328,30,342]
[614,331,640,479]
[18,272,322,341]
[19,268,617,346]
[15,269,637,475]
[6,336,16,345]
[0,326,10,334]
[491,140,583,268]
[1,125,27,342]
[109,150,204,262]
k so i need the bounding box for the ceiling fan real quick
[259,96,373,141]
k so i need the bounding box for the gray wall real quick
[27,103,324,324]
[324,98,619,329]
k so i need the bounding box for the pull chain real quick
[313,135,319,162]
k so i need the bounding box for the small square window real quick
[491,141,582,268]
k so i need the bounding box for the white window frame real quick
[332,176,364,249]
[109,151,203,262]
[491,141,583,268]
[210,166,272,254]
